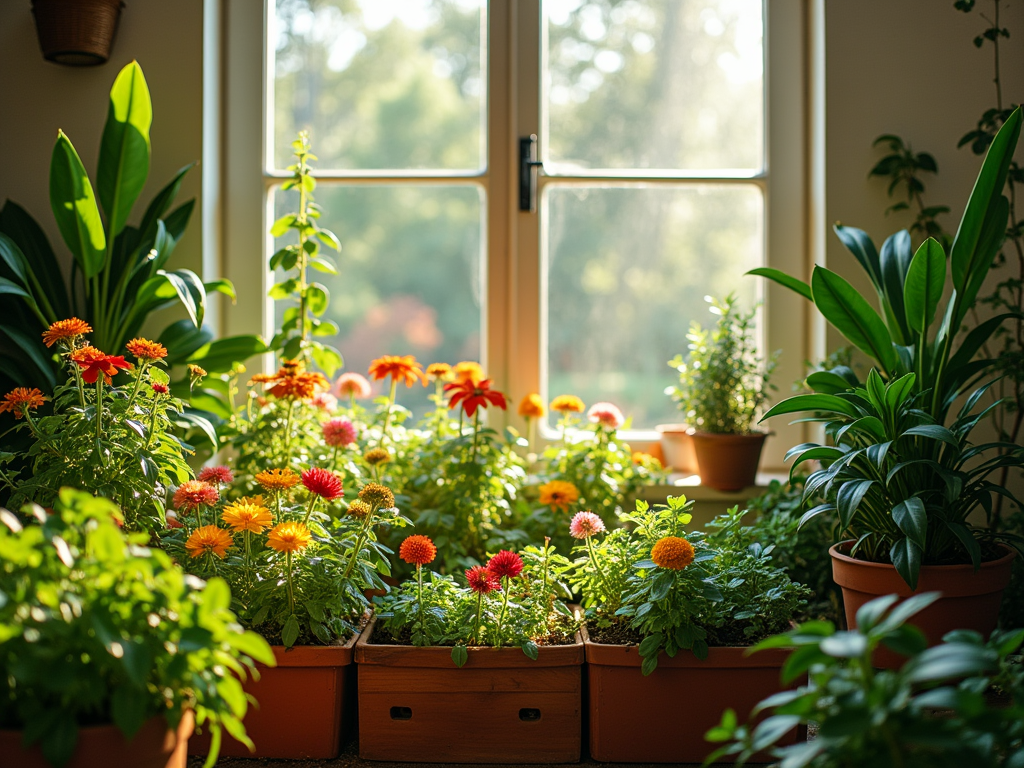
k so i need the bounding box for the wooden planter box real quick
[583,625,800,763]
[189,633,357,759]
[355,618,584,763]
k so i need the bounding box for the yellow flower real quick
[426,362,454,381]
[539,480,579,512]
[347,499,372,518]
[518,393,545,418]
[363,448,391,466]
[267,521,312,553]
[453,361,484,384]
[550,394,585,413]
[651,536,695,570]
[255,468,300,492]
[185,525,234,559]
[221,497,274,533]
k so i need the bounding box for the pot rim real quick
[579,623,790,667]
[829,540,1017,571]
[654,423,694,435]
[690,429,769,439]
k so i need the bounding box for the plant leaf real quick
[811,266,899,375]
[747,267,812,301]
[50,130,106,278]
[903,238,946,334]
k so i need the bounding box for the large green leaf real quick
[892,497,927,551]
[137,163,194,245]
[903,238,946,334]
[761,393,862,422]
[746,267,812,302]
[159,320,215,364]
[98,61,152,238]
[833,225,883,290]
[879,230,913,344]
[811,266,899,375]
[0,324,57,390]
[0,201,69,320]
[890,537,922,590]
[49,131,106,278]
[187,335,268,374]
[957,193,1009,329]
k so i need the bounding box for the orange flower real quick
[518,393,545,419]
[221,497,274,533]
[444,378,508,417]
[71,346,132,385]
[255,468,300,492]
[539,480,579,512]
[399,534,436,565]
[0,388,47,418]
[42,318,92,348]
[125,337,168,361]
[651,536,695,570]
[368,355,427,387]
[550,394,585,413]
[453,361,484,384]
[253,359,328,401]
[173,480,220,512]
[426,362,454,381]
[267,521,312,553]
[185,525,234,559]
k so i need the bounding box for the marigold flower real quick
[197,465,234,485]
[444,378,508,417]
[651,536,695,570]
[569,511,605,540]
[466,564,500,594]
[347,499,372,519]
[322,418,357,447]
[518,393,545,419]
[42,318,92,348]
[71,346,132,385]
[256,359,329,401]
[221,498,274,534]
[358,482,395,510]
[267,521,312,553]
[400,534,436,565]
[363,447,391,466]
[539,480,580,512]
[0,388,47,418]
[486,550,524,580]
[255,468,299,491]
[368,355,427,387]
[551,394,585,413]
[185,525,234,559]
[588,401,625,429]
[426,362,454,381]
[125,337,168,361]
[301,467,343,500]
[152,383,169,395]
[453,361,484,384]
[334,372,372,399]
[173,480,220,512]
[312,392,338,411]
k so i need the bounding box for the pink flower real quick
[587,402,625,430]
[322,418,357,448]
[301,467,344,500]
[197,465,234,485]
[312,392,338,411]
[334,372,372,400]
[569,511,606,540]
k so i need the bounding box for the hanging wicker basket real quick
[32,0,125,67]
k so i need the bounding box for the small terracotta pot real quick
[355,618,584,763]
[32,0,125,66]
[654,423,698,473]
[2,710,193,768]
[188,634,358,759]
[690,431,767,491]
[583,625,800,763]
[831,542,1017,667]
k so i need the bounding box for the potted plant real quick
[357,536,583,763]
[568,496,808,763]
[668,294,777,491]
[0,488,273,768]
[654,422,699,473]
[707,592,1024,766]
[755,106,1024,651]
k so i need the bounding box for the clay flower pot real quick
[355,618,584,763]
[654,423,698,473]
[690,431,767,491]
[32,0,125,66]
[2,710,193,768]
[583,625,800,763]
[831,541,1016,667]
[189,634,358,759]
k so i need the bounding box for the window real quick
[220,0,809,466]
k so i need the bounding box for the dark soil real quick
[587,618,782,649]
[370,613,578,647]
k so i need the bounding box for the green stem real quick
[283,398,297,465]
[416,564,425,639]
[495,576,511,642]
[94,378,104,443]
[286,550,295,613]
[379,378,398,448]
[143,395,161,451]
[123,361,149,414]
[330,444,340,473]
[586,534,614,605]
[471,408,480,462]
[302,494,319,525]
[472,590,483,646]
[342,513,375,579]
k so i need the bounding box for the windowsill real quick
[636,471,788,502]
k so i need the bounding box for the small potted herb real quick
[570,496,808,763]
[356,536,583,764]
[667,294,776,490]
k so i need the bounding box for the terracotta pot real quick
[655,423,698,473]
[2,710,193,768]
[189,634,358,759]
[690,431,767,491]
[831,542,1016,668]
[32,0,125,66]
[583,625,800,763]
[355,618,583,763]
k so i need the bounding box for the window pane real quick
[544,0,764,172]
[272,0,486,171]
[273,184,484,418]
[545,184,763,428]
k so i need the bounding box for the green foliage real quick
[868,134,951,247]
[668,294,776,434]
[0,489,273,768]
[706,593,1024,768]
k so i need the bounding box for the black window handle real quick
[390,706,412,720]
[519,135,544,212]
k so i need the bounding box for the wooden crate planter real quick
[355,618,584,763]
[583,625,800,763]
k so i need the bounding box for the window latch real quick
[519,135,544,213]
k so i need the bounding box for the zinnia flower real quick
[301,467,343,500]
[486,550,524,580]
[358,482,395,510]
[539,480,579,512]
[71,346,132,384]
[334,372,372,399]
[173,480,220,512]
[466,565,500,594]
[368,355,427,387]
[426,362,453,381]
[256,359,329,401]
[400,534,437,565]
[185,525,234,559]
[221,498,274,534]
[518,393,545,419]
[651,536,695,570]
[569,511,606,540]
[197,465,234,485]
[255,468,299,491]
[587,402,625,429]
[125,337,168,361]
[0,388,47,418]
[550,394,585,413]
[152,383,169,395]
[322,418,357,447]
[363,447,391,466]
[453,361,484,384]
[267,521,312,553]
[444,378,508,417]
[347,499,372,518]
[41,318,92,348]
[187,364,207,380]
[312,392,338,411]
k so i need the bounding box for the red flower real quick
[444,378,509,418]
[400,534,437,566]
[486,550,523,580]
[152,383,169,395]
[173,480,220,512]
[466,565,500,594]
[72,346,132,385]
[198,465,234,485]
[301,467,344,500]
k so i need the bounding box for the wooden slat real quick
[358,665,581,694]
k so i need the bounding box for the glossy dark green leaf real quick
[879,230,913,343]
[902,424,958,447]
[805,370,855,395]
[281,614,300,648]
[903,642,996,683]
[903,238,946,334]
[820,631,868,658]
[159,320,215,363]
[187,334,267,374]
[746,267,812,301]
[892,498,927,550]
[836,480,875,529]
[833,224,883,289]
[0,201,69,320]
[50,131,106,278]
[451,645,468,667]
[890,537,922,590]
[98,61,152,237]
[761,393,861,422]
[854,594,899,632]
[811,266,899,374]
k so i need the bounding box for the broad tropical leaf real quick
[49,131,106,278]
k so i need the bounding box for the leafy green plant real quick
[706,592,1024,768]
[869,134,951,247]
[0,489,274,768]
[668,294,777,434]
